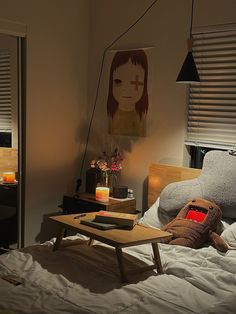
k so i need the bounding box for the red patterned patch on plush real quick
[185,209,206,223]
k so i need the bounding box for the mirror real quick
[0,33,21,252]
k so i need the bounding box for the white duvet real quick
[0,232,236,314]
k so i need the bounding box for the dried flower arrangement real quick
[90,148,123,188]
[90,148,123,173]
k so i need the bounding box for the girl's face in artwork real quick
[112,58,145,111]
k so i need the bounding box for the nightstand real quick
[61,193,137,215]
[0,183,17,247]
[0,183,17,207]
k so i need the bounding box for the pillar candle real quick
[95,187,110,202]
[2,172,15,183]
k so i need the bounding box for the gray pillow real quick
[159,150,236,219]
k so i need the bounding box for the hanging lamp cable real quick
[75,0,159,194]
[189,0,194,38]
[176,0,200,83]
[188,0,195,51]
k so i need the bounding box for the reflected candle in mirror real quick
[95,187,110,202]
[2,172,15,183]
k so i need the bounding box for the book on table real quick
[80,219,121,230]
[94,211,138,228]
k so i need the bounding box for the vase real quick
[85,167,102,194]
[108,172,119,196]
[100,171,119,196]
[100,171,109,187]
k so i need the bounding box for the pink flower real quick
[91,148,123,173]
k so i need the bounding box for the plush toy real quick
[161,198,228,252]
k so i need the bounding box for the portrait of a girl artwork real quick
[107,49,149,137]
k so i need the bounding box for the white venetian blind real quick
[0,49,12,132]
[187,25,236,147]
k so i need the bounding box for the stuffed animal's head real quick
[177,198,222,230]
[159,150,236,220]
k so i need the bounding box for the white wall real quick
[0,0,90,246]
[88,0,236,212]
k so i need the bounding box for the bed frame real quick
[148,163,201,208]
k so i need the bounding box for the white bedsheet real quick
[0,235,236,314]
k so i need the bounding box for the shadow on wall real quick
[159,157,181,166]
[35,211,62,243]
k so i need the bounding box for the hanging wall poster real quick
[107,49,150,137]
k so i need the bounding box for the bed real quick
[0,161,236,314]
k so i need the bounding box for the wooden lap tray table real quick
[49,213,172,282]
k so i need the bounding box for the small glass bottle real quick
[127,189,134,198]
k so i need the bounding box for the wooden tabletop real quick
[49,212,172,248]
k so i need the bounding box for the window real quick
[189,146,227,169]
[0,49,11,131]
[186,24,236,150]
[0,34,18,148]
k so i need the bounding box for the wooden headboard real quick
[148,163,201,208]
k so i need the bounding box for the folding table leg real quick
[53,227,65,251]
[152,242,163,274]
[115,247,128,283]
[87,238,94,246]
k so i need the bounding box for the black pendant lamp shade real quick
[176,0,200,83]
[176,51,200,83]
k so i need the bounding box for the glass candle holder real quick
[2,172,15,183]
[95,187,110,202]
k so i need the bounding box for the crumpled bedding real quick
[0,234,236,314]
